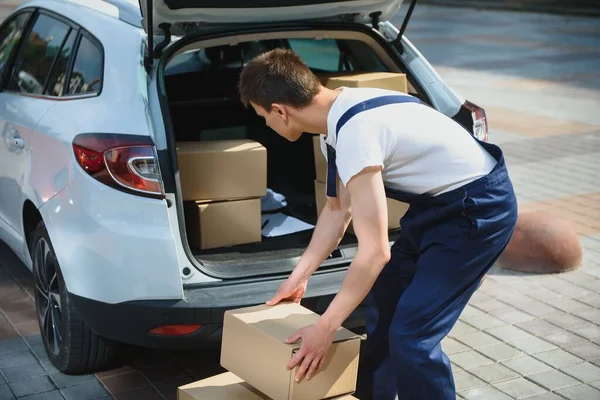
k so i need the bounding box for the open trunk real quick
[161,28,415,278]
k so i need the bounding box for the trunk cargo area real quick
[162,37,409,276]
[167,77,361,267]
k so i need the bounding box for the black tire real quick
[31,221,119,374]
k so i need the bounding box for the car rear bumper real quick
[71,268,365,349]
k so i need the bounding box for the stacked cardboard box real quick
[318,71,409,93]
[312,71,411,234]
[178,302,361,400]
[177,139,267,250]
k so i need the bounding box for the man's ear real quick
[271,103,288,122]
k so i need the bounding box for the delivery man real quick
[238,48,518,400]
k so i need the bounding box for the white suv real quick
[0,0,488,374]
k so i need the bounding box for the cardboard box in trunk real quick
[177,372,359,400]
[177,139,267,201]
[314,180,408,233]
[221,303,360,400]
[319,71,408,93]
[184,198,261,250]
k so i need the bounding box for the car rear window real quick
[288,38,387,73]
[67,35,103,95]
[165,37,387,76]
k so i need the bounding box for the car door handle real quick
[12,137,24,148]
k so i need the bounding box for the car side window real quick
[67,35,102,95]
[45,30,76,96]
[0,12,31,87]
[7,13,70,94]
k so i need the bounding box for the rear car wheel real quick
[32,221,118,373]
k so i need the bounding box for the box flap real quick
[230,303,359,350]
[178,372,270,400]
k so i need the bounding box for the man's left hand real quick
[285,320,336,382]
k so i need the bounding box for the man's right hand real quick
[266,278,308,306]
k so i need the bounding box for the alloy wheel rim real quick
[34,238,63,356]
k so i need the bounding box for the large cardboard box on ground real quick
[220,303,361,400]
[177,139,267,201]
[314,180,408,233]
[177,372,359,400]
[318,71,408,93]
[184,198,261,250]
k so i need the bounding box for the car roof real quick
[100,0,142,28]
[15,0,142,29]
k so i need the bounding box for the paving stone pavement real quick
[0,3,599,400]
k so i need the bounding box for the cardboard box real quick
[177,139,267,201]
[313,135,327,183]
[319,72,408,93]
[177,372,359,400]
[178,372,268,400]
[314,180,408,233]
[184,198,261,250]
[221,303,360,400]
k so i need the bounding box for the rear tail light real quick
[148,324,202,336]
[72,133,164,199]
[463,100,488,142]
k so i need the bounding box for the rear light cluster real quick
[463,100,488,142]
[72,133,164,199]
[148,324,202,336]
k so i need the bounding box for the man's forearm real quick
[318,247,390,332]
[290,205,350,283]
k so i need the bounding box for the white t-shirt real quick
[321,87,497,196]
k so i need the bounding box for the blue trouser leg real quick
[356,233,419,400]
[357,159,518,400]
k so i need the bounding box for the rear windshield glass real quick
[165,37,388,76]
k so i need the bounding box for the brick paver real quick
[0,3,598,400]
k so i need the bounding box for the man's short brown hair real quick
[238,48,321,112]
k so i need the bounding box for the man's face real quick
[251,102,303,142]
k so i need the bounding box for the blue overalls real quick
[326,95,519,400]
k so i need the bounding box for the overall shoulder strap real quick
[327,94,423,198]
[335,95,423,138]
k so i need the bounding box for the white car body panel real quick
[1,0,187,303]
[0,92,59,257]
[0,93,30,255]
[41,165,183,303]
